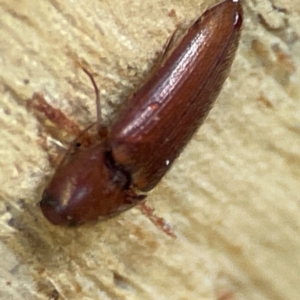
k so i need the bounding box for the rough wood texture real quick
[1,0,300,299]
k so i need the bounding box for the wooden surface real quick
[1,0,300,299]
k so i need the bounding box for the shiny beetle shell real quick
[40,0,243,225]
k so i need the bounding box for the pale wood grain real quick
[0,0,300,299]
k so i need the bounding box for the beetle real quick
[40,0,243,225]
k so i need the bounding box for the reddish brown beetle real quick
[40,0,243,225]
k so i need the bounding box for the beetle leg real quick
[27,92,82,139]
[156,27,179,66]
[137,202,176,238]
[27,92,87,166]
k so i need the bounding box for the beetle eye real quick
[75,142,81,148]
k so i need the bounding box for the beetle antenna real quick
[81,67,107,137]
